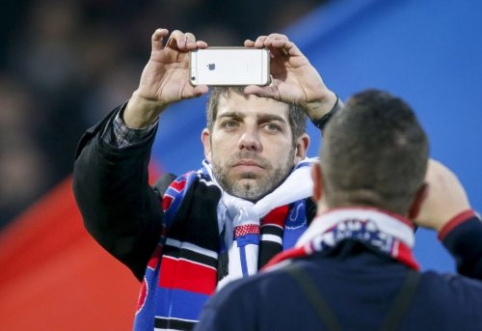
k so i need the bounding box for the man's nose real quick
[238,130,261,151]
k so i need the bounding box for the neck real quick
[298,207,415,248]
[264,207,420,271]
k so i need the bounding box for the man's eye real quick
[265,123,280,131]
[223,121,238,129]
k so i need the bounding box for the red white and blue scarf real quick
[134,158,318,331]
[264,208,420,271]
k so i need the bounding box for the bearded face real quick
[202,92,302,202]
[211,149,295,201]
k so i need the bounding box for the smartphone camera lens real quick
[191,76,196,81]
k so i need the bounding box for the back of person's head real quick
[206,86,307,144]
[320,89,429,215]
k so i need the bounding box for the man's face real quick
[202,92,305,201]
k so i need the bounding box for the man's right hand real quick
[413,159,472,232]
[243,33,338,122]
[124,29,209,128]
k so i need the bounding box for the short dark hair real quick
[320,89,429,215]
[206,87,306,145]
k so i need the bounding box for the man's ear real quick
[294,133,310,163]
[408,183,429,220]
[311,162,323,203]
[201,128,212,162]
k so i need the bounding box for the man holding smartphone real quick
[73,28,340,330]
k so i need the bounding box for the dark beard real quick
[211,151,294,201]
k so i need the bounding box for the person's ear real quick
[294,133,310,163]
[201,128,212,162]
[408,183,428,220]
[311,162,323,203]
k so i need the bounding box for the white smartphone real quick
[189,47,271,86]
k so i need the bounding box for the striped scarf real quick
[264,207,420,271]
[134,158,317,331]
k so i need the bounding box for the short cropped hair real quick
[206,87,307,145]
[321,89,429,215]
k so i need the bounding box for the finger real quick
[166,30,187,50]
[196,40,208,49]
[181,85,210,100]
[263,34,289,50]
[262,33,300,57]
[265,38,298,57]
[244,84,280,100]
[192,85,209,97]
[264,33,289,43]
[151,28,169,51]
[250,35,268,48]
[184,32,198,50]
[244,39,255,47]
[184,33,208,50]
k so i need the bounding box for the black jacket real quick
[72,107,317,281]
[73,106,163,280]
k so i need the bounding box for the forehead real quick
[216,92,290,120]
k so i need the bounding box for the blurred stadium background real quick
[0,0,481,330]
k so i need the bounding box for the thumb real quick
[244,84,280,100]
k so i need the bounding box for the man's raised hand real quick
[124,29,209,128]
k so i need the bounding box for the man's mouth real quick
[232,159,266,173]
[234,159,263,168]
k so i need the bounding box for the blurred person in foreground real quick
[73,28,341,330]
[194,89,482,331]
